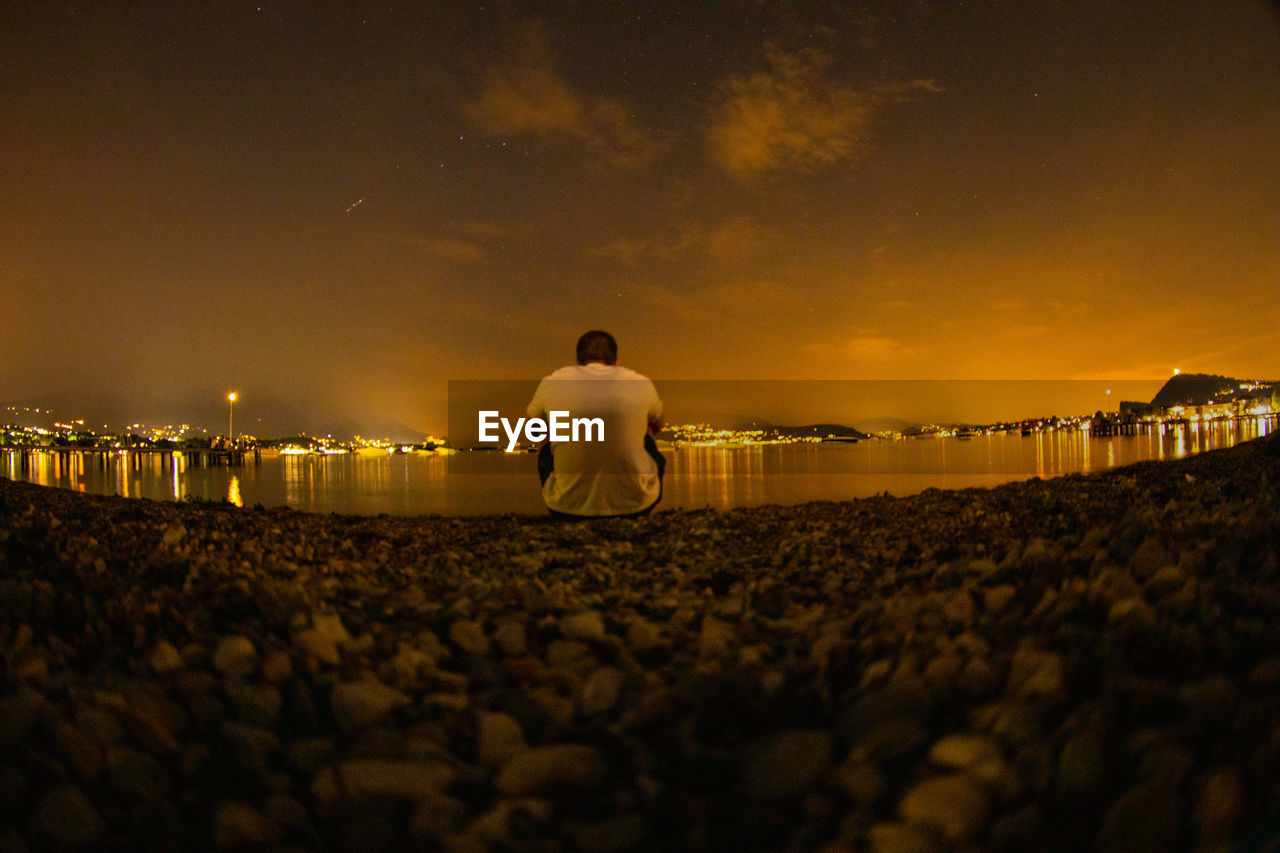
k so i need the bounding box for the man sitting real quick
[527,330,665,518]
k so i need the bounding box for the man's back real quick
[527,362,663,516]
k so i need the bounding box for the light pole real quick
[228,392,237,444]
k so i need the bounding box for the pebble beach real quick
[2,433,1280,851]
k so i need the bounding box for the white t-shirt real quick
[527,363,663,516]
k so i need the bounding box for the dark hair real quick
[576,330,617,365]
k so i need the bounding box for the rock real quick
[213,802,281,848]
[942,590,976,626]
[311,759,457,804]
[476,711,526,766]
[698,616,736,658]
[868,821,942,853]
[1006,646,1066,705]
[560,611,607,642]
[161,523,187,547]
[982,584,1017,615]
[105,745,172,800]
[833,759,886,808]
[546,639,593,668]
[260,650,293,684]
[625,618,664,652]
[1096,782,1185,853]
[490,619,528,657]
[742,729,834,800]
[225,682,282,727]
[898,774,989,842]
[449,620,490,656]
[409,792,469,840]
[1194,768,1245,839]
[331,679,410,731]
[30,785,104,848]
[51,721,104,784]
[295,612,350,666]
[494,744,607,796]
[147,640,184,674]
[928,733,1000,770]
[575,814,646,853]
[1056,730,1106,797]
[212,635,258,678]
[578,667,625,716]
[0,686,48,747]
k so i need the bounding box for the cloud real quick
[462,24,661,170]
[415,237,483,262]
[707,47,938,176]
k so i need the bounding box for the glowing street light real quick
[228,392,237,443]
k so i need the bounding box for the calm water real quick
[3,419,1273,516]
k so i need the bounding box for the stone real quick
[476,711,526,766]
[225,682,282,727]
[742,729,834,800]
[575,815,646,853]
[1096,782,1185,853]
[409,792,469,840]
[260,650,293,684]
[449,620,490,656]
[294,612,350,665]
[868,821,942,853]
[105,744,172,800]
[311,759,457,804]
[1194,768,1245,839]
[1006,646,1066,705]
[578,667,625,716]
[1056,730,1106,797]
[899,774,989,842]
[331,679,410,731]
[30,785,104,848]
[147,640,184,674]
[625,618,664,652]
[213,802,281,848]
[982,584,1017,615]
[560,611,607,642]
[928,734,1000,770]
[698,616,736,658]
[494,744,607,796]
[51,721,104,784]
[212,635,258,678]
[490,619,528,657]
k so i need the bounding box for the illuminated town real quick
[4,374,1275,455]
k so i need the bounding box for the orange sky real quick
[1,3,1277,436]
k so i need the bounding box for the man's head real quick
[576,330,618,365]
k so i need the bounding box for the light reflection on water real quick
[1,418,1272,516]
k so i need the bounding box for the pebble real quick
[578,667,625,716]
[494,744,607,796]
[3,432,1280,851]
[898,774,989,842]
[476,711,526,766]
[147,640,184,674]
[30,785,104,848]
[928,733,1000,770]
[212,635,258,678]
[490,619,528,657]
[449,620,490,656]
[742,729,834,800]
[331,679,410,731]
[560,611,607,642]
[310,759,456,804]
[213,802,281,848]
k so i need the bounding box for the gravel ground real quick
[2,433,1280,852]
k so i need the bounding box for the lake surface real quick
[3,418,1273,517]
